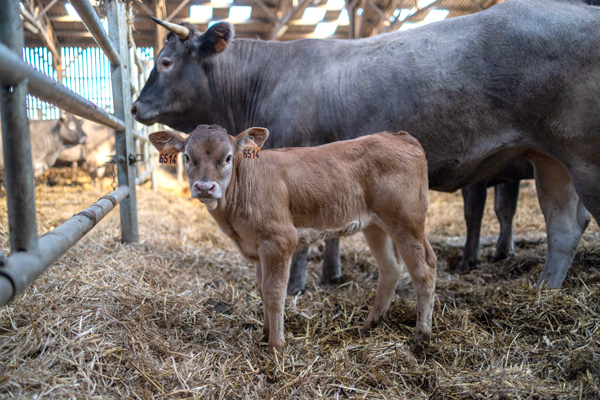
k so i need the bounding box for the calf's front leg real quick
[258,235,296,354]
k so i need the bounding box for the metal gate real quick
[0,0,153,305]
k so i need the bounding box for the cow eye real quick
[226,155,232,163]
[184,154,190,163]
[162,59,171,67]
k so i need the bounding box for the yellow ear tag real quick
[159,148,178,164]
[242,137,260,159]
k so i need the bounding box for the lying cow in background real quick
[133,0,600,289]
[57,119,115,188]
[149,125,437,354]
[0,112,87,178]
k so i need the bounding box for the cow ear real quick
[234,127,269,152]
[195,22,234,58]
[149,130,186,152]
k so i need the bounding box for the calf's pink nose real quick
[194,181,216,194]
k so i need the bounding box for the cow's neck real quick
[206,41,281,134]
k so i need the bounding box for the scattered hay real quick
[0,170,598,399]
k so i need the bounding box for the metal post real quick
[0,0,39,254]
[107,0,139,243]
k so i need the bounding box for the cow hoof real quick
[321,274,343,285]
[286,282,305,296]
[457,259,479,274]
[491,250,511,263]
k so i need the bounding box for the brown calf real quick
[149,125,437,353]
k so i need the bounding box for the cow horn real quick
[151,16,190,40]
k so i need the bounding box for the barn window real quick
[190,5,213,21]
[327,0,345,10]
[303,7,327,22]
[229,6,252,21]
[314,22,338,37]
[64,3,80,19]
[391,9,413,22]
[338,9,349,23]
[424,9,450,23]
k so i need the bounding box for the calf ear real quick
[149,131,186,152]
[234,127,269,152]
[195,22,234,58]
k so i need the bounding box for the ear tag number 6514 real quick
[159,148,178,164]
[243,136,261,159]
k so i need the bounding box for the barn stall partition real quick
[0,0,154,305]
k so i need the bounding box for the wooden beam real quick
[155,0,167,53]
[384,0,442,32]
[254,0,279,23]
[370,0,398,36]
[20,2,62,81]
[36,0,59,21]
[272,0,312,40]
[166,0,192,22]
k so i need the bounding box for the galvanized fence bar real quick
[0,43,125,130]
[0,0,39,255]
[108,0,139,243]
[0,0,144,305]
[0,186,131,305]
[68,0,121,67]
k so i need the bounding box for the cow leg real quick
[322,238,342,284]
[255,262,269,342]
[458,181,487,273]
[362,225,402,331]
[492,180,520,262]
[287,247,307,296]
[529,152,590,288]
[259,235,296,354]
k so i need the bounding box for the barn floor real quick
[0,168,599,399]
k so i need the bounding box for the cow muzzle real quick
[130,103,160,125]
[191,181,222,200]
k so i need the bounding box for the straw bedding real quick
[0,169,598,399]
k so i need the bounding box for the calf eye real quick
[162,59,171,67]
[226,155,232,163]
[185,154,190,163]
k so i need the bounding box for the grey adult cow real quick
[132,0,600,290]
[0,112,87,178]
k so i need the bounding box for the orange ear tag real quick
[159,148,178,164]
[242,139,260,159]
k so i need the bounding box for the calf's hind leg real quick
[391,228,437,343]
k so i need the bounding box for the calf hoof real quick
[456,258,479,274]
[260,331,269,343]
[412,329,431,355]
[268,342,285,355]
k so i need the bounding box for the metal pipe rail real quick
[0,43,126,131]
[68,0,121,67]
[0,0,141,305]
[133,129,150,142]
[0,186,130,305]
